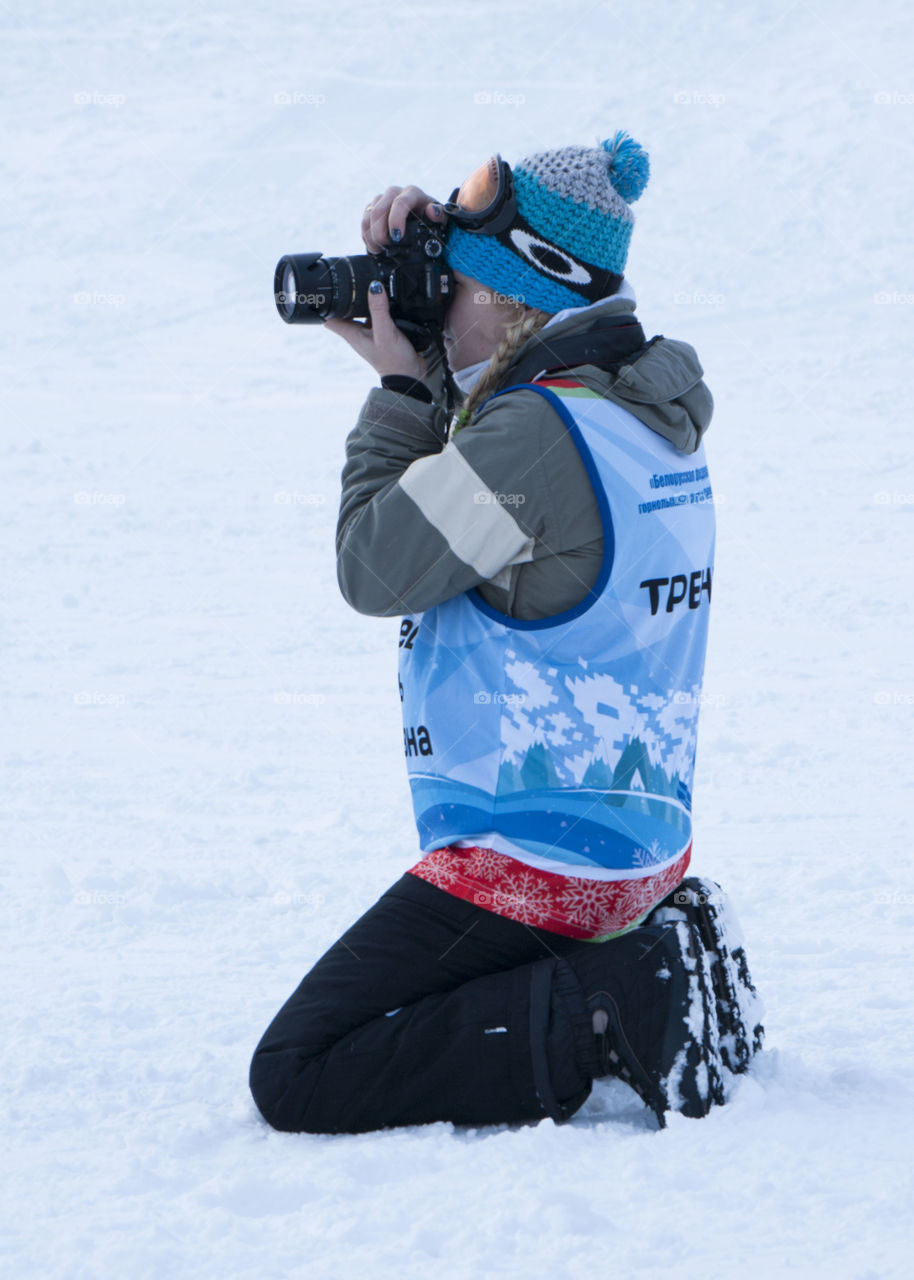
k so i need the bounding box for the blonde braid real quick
[449,306,553,438]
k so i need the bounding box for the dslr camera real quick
[274,212,452,353]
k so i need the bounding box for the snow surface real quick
[3,1,914,1277]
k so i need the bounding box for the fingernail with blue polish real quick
[391,228,402,242]
[369,280,383,293]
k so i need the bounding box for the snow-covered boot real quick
[647,877,764,1076]
[563,919,724,1126]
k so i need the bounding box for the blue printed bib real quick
[398,380,716,885]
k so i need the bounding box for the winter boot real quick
[562,920,724,1127]
[646,877,764,1076]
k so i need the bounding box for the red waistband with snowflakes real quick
[406,843,692,942]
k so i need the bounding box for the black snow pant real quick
[248,872,602,1134]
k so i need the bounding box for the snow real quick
[3,0,914,1276]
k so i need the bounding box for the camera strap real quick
[503,315,653,389]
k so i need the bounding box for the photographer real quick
[249,134,762,1135]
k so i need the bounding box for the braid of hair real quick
[448,306,553,439]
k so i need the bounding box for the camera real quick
[274,212,452,352]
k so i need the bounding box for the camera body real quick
[274,213,452,351]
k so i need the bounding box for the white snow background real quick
[3,1,914,1277]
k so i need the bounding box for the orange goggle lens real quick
[451,155,501,213]
[443,154,516,235]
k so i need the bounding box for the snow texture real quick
[3,1,914,1277]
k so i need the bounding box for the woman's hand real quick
[323,186,447,381]
[360,185,446,254]
[323,282,429,380]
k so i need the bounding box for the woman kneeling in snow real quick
[249,134,762,1134]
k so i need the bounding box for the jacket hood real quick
[457,288,713,455]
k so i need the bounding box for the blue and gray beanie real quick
[444,131,650,313]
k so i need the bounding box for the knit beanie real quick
[443,131,649,313]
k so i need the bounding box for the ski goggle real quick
[442,154,518,235]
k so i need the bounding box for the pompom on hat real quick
[444,131,650,313]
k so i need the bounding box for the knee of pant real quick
[249,1047,304,1132]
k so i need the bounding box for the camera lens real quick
[280,263,297,320]
[274,253,361,323]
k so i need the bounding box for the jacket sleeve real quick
[337,381,575,616]
[336,381,605,619]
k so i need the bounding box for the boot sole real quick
[651,877,765,1075]
[656,920,726,1119]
